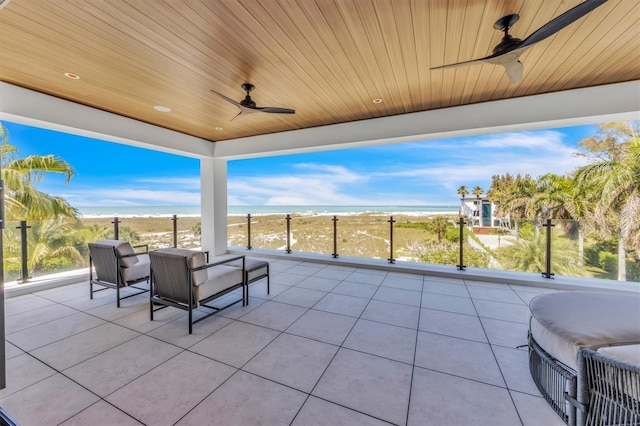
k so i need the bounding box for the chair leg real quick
[244,271,248,306]
[149,280,154,321]
[89,258,94,300]
[267,265,270,295]
[242,282,246,306]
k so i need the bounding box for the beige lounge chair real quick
[88,239,150,307]
[149,248,245,333]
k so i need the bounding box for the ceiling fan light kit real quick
[430,0,608,84]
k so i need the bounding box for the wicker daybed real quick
[528,291,640,425]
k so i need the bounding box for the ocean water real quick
[78,205,460,218]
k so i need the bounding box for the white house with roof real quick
[460,197,510,231]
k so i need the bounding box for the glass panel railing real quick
[288,214,333,256]
[80,216,118,240]
[337,214,388,260]
[490,221,544,275]
[4,220,23,283]
[549,219,582,279]
[3,218,91,283]
[115,216,172,250]
[4,211,637,287]
[241,214,287,251]
[174,215,201,249]
[394,215,462,267]
[227,214,248,248]
[565,219,639,283]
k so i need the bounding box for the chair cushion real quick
[94,239,140,267]
[197,265,243,301]
[121,253,150,283]
[529,291,640,370]
[597,344,640,365]
[153,248,207,285]
[228,258,269,282]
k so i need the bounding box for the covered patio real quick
[2,255,566,425]
[1,0,639,424]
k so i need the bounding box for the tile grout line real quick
[463,278,526,426]
[404,277,425,426]
[288,269,391,425]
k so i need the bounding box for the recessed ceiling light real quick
[64,72,80,80]
[214,127,223,130]
[153,105,172,113]
[372,98,383,104]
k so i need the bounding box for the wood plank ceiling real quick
[0,0,638,142]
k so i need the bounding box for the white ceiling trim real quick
[213,81,640,160]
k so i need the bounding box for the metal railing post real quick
[542,218,555,278]
[17,220,31,283]
[172,214,178,247]
[246,214,252,250]
[332,215,339,258]
[457,217,466,271]
[388,216,395,264]
[112,216,120,240]
[285,214,292,254]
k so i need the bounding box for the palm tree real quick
[472,186,483,199]
[457,185,469,199]
[3,217,85,278]
[527,173,593,266]
[498,227,585,277]
[1,124,78,221]
[574,121,640,281]
[494,176,536,236]
[428,217,450,243]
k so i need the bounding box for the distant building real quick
[460,197,510,231]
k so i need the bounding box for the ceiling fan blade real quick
[210,90,243,108]
[519,0,608,49]
[229,110,243,121]
[256,106,296,114]
[229,106,259,121]
[503,60,524,84]
[430,56,492,70]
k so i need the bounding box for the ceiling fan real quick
[430,0,608,84]
[211,83,295,121]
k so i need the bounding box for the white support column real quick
[200,158,228,255]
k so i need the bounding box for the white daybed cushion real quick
[529,291,640,370]
[598,344,640,365]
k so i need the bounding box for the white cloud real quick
[61,187,201,206]
[228,129,592,206]
[370,131,589,194]
[229,163,417,206]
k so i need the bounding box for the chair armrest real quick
[191,255,245,272]
[132,243,149,253]
[119,252,145,260]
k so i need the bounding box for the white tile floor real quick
[1,257,565,426]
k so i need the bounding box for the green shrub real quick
[444,227,459,242]
[41,256,79,272]
[598,251,617,272]
[627,261,640,282]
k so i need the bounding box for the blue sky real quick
[1,120,597,208]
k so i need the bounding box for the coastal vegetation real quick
[2,121,638,283]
